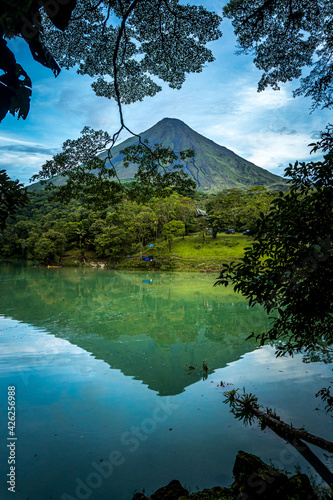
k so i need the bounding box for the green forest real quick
[0,185,276,269]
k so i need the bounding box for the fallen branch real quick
[224,389,333,487]
[252,407,333,487]
[251,406,333,454]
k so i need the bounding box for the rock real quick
[131,451,317,500]
[151,480,190,500]
[287,473,318,500]
[191,486,232,498]
[231,450,317,499]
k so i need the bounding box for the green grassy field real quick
[172,232,250,259]
[60,232,251,271]
[113,232,251,272]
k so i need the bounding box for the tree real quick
[31,131,197,208]
[161,220,185,251]
[214,127,333,463]
[94,200,156,258]
[205,187,275,237]
[94,225,133,259]
[206,188,245,236]
[33,229,67,264]
[223,0,333,110]
[237,186,276,230]
[219,0,333,451]
[215,127,333,357]
[0,0,76,121]
[122,141,197,201]
[1,1,221,122]
[224,388,333,488]
[0,170,29,230]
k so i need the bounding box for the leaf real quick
[26,37,60,77]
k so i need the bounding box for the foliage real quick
[206,186,276,236]
[223,388,260,426]
[0,189,205,263]
[316,386,333,416]
[94,200,157,258]
[223,0,333,109]
[0,186,267,265]
[0,0,76,121]
[33,229,66,264]
[31,130,197,208]
[122,141,197,201]
[30,127,123,209]
[161,220,185,251]
[215,127,333,357]
[41,1,221,105]
[0,170,29,230]
[1,0,221,122]
[0,190,100,259]
[149,193,196,236]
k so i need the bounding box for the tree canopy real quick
[206,186,276,237]
[215,126,333,357]
[0,0,221,122]
[223,0,333,109]
[0,189,201,263]
[0,170,29,230]
[31,129,197,207]
[4,0,333,118]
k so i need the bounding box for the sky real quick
[1,0,332,186]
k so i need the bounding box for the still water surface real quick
[0,263,331,499]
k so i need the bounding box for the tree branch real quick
[112,0,143,130]
[251,406,333,454]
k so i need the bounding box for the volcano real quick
[100,117,287,193]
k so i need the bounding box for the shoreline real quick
[0,255,233,273]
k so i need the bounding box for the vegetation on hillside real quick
[0,186,275,267]
[0,170,29,230]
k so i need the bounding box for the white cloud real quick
[0,151,55,184]
[0,135,41,146]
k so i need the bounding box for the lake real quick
[0,263,331,499]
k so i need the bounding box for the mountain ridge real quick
[29,118,287,193]
[101,117,287,192]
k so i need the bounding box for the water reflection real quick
[0,264,332,500]
[0,263,269,395]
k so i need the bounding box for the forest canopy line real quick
[30,136,198,209]
[0,187,275,265]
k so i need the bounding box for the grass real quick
[113,232,252,272]
[172,233,250,259]
[58,233,252,272]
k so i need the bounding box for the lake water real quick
[0,263,332,499]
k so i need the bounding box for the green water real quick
[0,263,331,499]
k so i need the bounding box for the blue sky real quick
[1,0,332,185]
